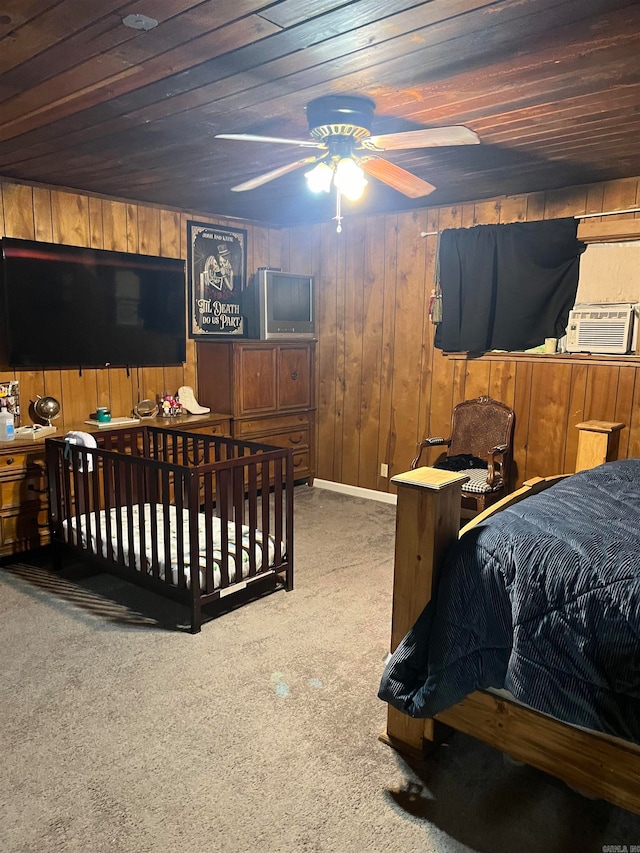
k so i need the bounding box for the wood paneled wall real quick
[282,177,640,491]
[3,175,639,488]
[0,180,280,429]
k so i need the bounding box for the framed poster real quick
[187,220,247,337]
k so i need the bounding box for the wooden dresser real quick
[0,412,231,559]
[0,442,49,557]
[196,340,316,484]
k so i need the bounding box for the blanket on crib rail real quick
[64,503,279,591]
[379,459,640,744]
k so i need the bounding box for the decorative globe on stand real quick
[33,395,61,427]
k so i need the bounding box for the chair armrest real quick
[411,437,451,470]
[487,445,508,487]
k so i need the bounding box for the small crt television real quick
[242,268,315,339]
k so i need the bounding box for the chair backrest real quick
[448,396,515,459]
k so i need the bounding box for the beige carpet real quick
[1,485,639,853]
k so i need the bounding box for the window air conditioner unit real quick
[566,303,636,354]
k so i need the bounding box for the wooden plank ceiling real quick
[0,0,639,227]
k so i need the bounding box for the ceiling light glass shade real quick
[305,162,333,193]
[334,157,367,201]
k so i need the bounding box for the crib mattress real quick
[63,503,279,591]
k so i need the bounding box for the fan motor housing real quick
[306,95,375,142]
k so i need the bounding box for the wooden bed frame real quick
[45,425,294,633]
[380,466,640,816]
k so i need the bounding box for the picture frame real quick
[187,220,247,337]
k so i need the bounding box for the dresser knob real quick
[6,458,14,465]
[291,371,298,380]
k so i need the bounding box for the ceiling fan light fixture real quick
[334,157,367,201]
[218,95,480,230]
[305,162,333,193]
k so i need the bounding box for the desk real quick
[0,413,230,558]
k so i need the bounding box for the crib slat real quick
[218,467,230,589]
[187,472,201,626]
[233,463,244,584]
[203,468,214,594]
[141,428,150,461]
[273,456,283,565]
[247,462,258,576]
[71,452,83,551]
[124,459,135,571]
[261,457,270,566]
[79,450,91,543]
[160,468,172,585]
[136,461,148,575]
[285,450,294,591]
[103,456,114,563]
[148,460,160,580]
[175,472,186,588]
[92,453,102,559]
[113,458,126,564]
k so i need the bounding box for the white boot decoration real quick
[177,386,210,415]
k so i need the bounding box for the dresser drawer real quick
[0,472,48,508]
[0,452,35,475]
[175,420,231,437]
[292,449,310,477]
[0,508,50,552]
[234,412,311,439]
[254,429,309,451]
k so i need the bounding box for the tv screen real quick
[268,272,312,322]
[0,238,186,368]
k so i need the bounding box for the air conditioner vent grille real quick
[573,310,631,321]
[566,304,635,354]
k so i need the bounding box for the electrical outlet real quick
[380,463,389,478]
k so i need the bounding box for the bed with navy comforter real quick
[379,459,640,744]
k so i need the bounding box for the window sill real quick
[444,351,640,367]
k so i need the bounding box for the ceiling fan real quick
[215,95,480,229]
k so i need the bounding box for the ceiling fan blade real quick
[231,156,320,192]
[216,133,324,149]
[363,126,480,151]
[360,157,436,198]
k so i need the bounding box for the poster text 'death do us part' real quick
[187,221,247,337]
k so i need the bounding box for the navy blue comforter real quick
[378,459,640,743]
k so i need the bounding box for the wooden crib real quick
[45,425,294,632]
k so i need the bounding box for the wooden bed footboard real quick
[45,426,294,633]
[380,467,640,816]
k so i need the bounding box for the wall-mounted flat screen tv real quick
[0,238,186,368]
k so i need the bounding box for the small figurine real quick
[159,392,183,417]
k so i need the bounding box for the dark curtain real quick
[434,218,586,353]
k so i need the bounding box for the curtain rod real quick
[421,207,640,236]
[575,207,640,220]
